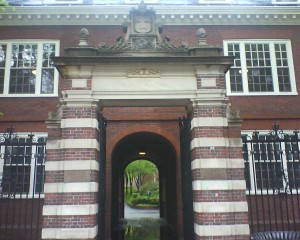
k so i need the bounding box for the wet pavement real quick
[124,203,159,219]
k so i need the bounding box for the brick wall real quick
[1,24,299,131]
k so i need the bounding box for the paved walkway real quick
[124,203,159,219]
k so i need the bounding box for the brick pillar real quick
[191,73,249,240]
[42,100,100,240]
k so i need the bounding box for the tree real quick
[124,160,158,194]
[0,0,14,12]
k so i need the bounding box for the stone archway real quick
[111,131,179,239]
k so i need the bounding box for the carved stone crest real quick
[134,15,152,33]
[126,68,160,78]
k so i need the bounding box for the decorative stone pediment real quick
[126,68,161,78]
[99,1,187,51]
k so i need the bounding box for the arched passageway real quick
[111,131,179,239]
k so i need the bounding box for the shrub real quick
[128,195,159,207]
[139,182,159,197]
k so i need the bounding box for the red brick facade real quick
[0,3,299,240]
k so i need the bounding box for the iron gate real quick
[179,116,194,240]
[242,124,300,233]
[0,126,46,240]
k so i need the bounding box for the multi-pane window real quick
[243,132,300,193]
[0,134,46,196]
[0,40,59,96]
[224,40,296,95]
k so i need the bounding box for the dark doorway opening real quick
[111,132,178,240]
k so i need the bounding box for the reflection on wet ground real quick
[124,203,159,219]
[117,218,177,240]
[116,205,177,240]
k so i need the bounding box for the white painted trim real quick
[2,6,299,27]
[191,158,244,169]
[191,137,242,149]
[46,139,100,151]
[194,223,250,236]
[43,204,98,216]
[191,117,228,128]
[193,180,246,191]
[193,201,248,213]
[44,182,98,193]
[42,225,98,239]
[45,160,99,171]
[61,118,99,129]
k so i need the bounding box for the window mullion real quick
[3,43,12,95]
[35,43,43,95]
[269,43,279,93]
[286,41,296,93]
[240,43,249,94]
[54,42,59,96]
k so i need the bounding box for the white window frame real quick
[0,132,47,198]
[0,40,59,97]
[224,39,297,96]
[243,130,300,195]
[124,0,160,3]
[272,0,300,4]
[43,0,83,4]
[198,0,232,4]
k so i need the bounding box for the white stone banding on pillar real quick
[191,117,228,128]
[192,180,246,191]
[43,204,98,215]
[45,160,99,171]
[193,202,248,213]
[190,97,249,239]
[42,226,98,239]
[44,182,99,193]
[61,118,99,129]
[194,224,250,236]
[190,137,242,149]
[191,158,244,169]
[46,139,100,150]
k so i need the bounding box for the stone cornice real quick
[0,5,299,26]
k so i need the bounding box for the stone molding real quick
[1,5,299,26]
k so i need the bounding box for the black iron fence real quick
[1,123,300,238]
[242,124,300,233]
[0,126,46,240]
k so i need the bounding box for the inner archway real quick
[124,159,159,219]
[111,131,179,240]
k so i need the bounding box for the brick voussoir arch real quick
[106,125,180,158]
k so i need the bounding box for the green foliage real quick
[0,0,14,12]
[139,182,159,197]
[124,159,158,193]
[0,112,3,117]
[128,195,159,207]
[131,193,138,199]
[126,160,158,177]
